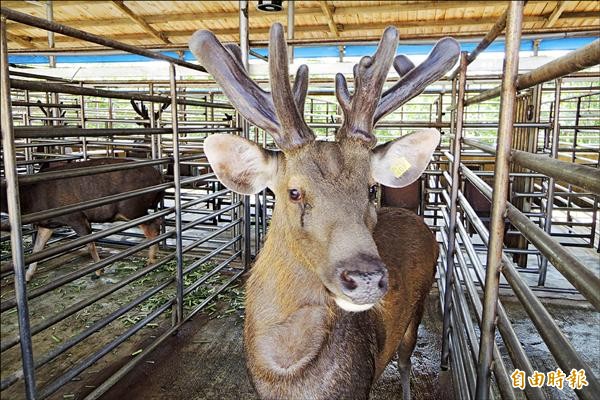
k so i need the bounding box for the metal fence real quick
[438,2,600,399]
[0,9,247,400]
[1,2,599,400]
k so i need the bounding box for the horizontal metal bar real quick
[511,149,600,194]
[463,137,600,194]
[8,69,82,83]
[461,166,600,310]
[0,276,173,390]
[83,267,243,400]
[462,40,600,107]
[10,79,234,109]
[18,172,215,225]
[37,298,172,399]
[16,158,169,185]
[21,181,172,225]
[456,176,600,398]
[311,122,550,129]
[12,101,81,108]
[13,126,239,139]
[7,155,82,167]
[0,7,206,72]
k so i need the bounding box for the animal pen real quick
[0,1,599,400]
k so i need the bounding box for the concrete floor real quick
[101,291,451,400]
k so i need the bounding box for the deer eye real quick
[369,184,378,201]
[289,189,302,202]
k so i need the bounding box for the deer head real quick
[131,99,170,128]
[189,24,459,311]
[37,100,66,126]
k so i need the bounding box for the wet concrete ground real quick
[101,291,451,400]
[100,281,600,400]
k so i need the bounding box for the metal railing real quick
[0,9,248,400]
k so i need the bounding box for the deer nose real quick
[338,256,388,305]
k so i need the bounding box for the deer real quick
[0,158,164,282]
[189,23,459,400]
[128,99,170,159]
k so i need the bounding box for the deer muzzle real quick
[334,254,388,312]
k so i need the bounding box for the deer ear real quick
[371,128,439,188]
[204,134,278,195]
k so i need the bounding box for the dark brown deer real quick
[190,24,459,399]
[1,158,164,282]
[130,99,170,130]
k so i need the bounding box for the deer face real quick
[204,129,440,311]
[190,23,458,312]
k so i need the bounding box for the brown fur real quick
[243,141,438,399]
[1,158,164,281]
[189,22,455,399]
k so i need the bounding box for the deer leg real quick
[140,218,161,265]
[26,226,54,282]
[70,218,103,278]
[396,303,426,400]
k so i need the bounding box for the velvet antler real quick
[335,28,460,147]
[189,23,313,151]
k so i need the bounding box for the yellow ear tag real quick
[390,157,412,178]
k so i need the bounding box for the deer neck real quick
[247,215,331,319]
[244,215,382,397]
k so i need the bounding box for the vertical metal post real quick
[539,78,561,286]
[239,0,252,267]
[46,1,55,68]
[79,82,87,159]
[239,0,249,70]
[287,0,295,64]
[24,89,34,174]
[475,2,523,399]
[107,97,114,156]
[565,96,581,227]
[169,64,184,323]
[0,16,38,399]
[149,98,159,169]
[441,52,468,370]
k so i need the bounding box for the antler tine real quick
[375,37,460,123]
[140,102,149,118]
[269,23,314,148]
[225,41,308,115]
[393,55,415,77]
[189,30,280,137]
[36,100,49,117]
[189,26,314,151]
[292,64,309,115]
[335,26,399,146]
[224,43,243,66]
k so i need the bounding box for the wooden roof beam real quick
[7,1,556,30]
[545,1,569,28]
[318,1,339,38]
[17,11,599,47]
[11,25,600,54]
[6,32,37,48]
[111,0,170,44]
[318,1,344,60]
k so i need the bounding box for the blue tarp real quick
[8,37,597,65]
